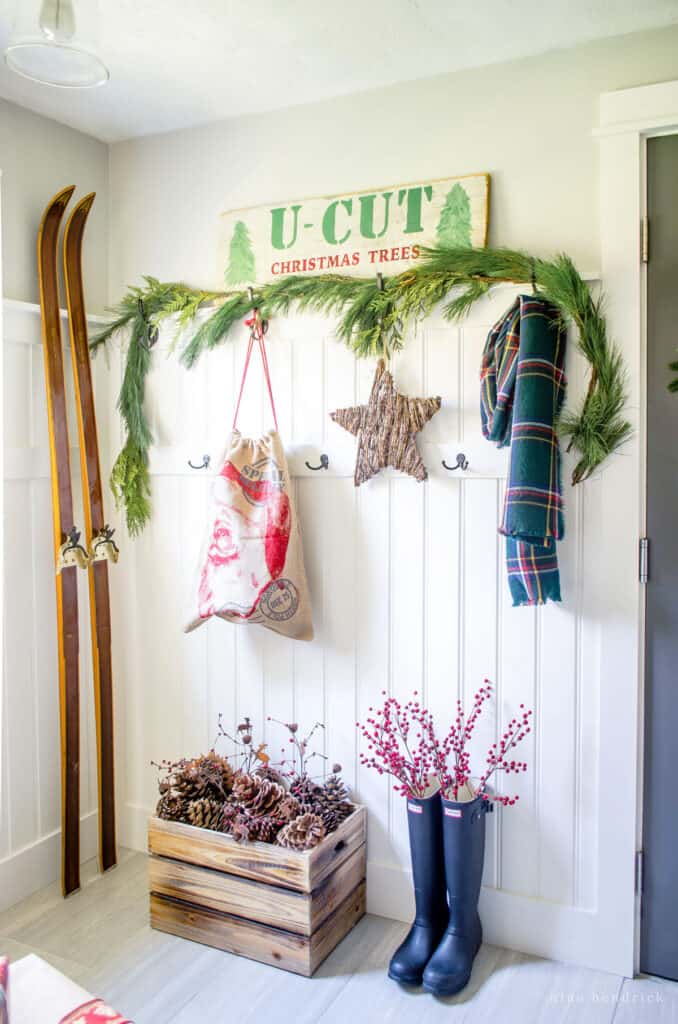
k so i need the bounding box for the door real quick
[641,133,678,980]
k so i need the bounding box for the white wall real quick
[0,98,109,309]
[109,24,678,297]
[101,28,678,970]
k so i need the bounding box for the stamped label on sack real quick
[444,807,463,818]
[408,802,423,814]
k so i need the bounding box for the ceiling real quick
[1,0,677,143]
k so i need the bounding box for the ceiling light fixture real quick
[4,0,108,89]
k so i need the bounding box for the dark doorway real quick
[641,133,678,980]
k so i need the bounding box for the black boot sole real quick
[387,969,423,986]
[422,977,469,997]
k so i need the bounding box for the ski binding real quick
[57,526,90,572]
[90,525,120,564]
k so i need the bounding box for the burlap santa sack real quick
[185,317,313,641]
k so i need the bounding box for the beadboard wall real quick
[100,281,614,967]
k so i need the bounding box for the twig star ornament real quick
[331,360,441,486]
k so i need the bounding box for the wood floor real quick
[0,850,675,1023]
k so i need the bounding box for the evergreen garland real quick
[93,246,632,534]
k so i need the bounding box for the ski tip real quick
[73,192,96,217]
[64,193,96,252]
[50,184,77,211]
[39,185,76,231]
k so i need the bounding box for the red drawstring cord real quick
[232,313,279,432]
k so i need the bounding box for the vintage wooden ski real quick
[37,184,82,896]
[63,192,118,873]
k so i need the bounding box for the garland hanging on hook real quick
[92,245,632,536]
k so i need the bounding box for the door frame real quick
[596,78,678,976]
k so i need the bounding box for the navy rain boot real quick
[388,790,448,986]
[422,792,489,996]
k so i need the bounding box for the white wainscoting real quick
[1,300,104,908]
[98,281,638,971]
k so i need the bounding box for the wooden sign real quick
[220,173,490,285]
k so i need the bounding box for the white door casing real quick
[596,77,678,976]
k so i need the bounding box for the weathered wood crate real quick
[148,806,367,976]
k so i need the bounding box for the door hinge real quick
[639,537,650,584]
[641,216,650,264]
[635,849,644,894]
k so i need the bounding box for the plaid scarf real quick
[480,295,566,606]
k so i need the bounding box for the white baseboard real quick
[0,810,99,913]
[365,860,612,973]
[119,801,151,854]
[366,861,413,922]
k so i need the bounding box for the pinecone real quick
[277,794,301,822]
[255,764,288,788]
[277,812,326,850]
[250,778,285,817]
[318,807,341,833]
[156,793,187,822]
[318,773,353,827]
[231,812,282,844]
[298,799,324,819]
[222,801,240,832]
[173,752,233,802]
[231,772,261,808]
[291,774,323,806]
[186,797,224,831]
[321,772,351,807]
[208,750,235,794]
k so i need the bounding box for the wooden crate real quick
[148,806,367,976]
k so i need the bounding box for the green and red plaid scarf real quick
[480,296,566,606]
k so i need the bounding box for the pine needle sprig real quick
[181,293,254,368]
[110,439,151,537]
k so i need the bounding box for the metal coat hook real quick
[188,454,210,470]
[247,286,268,333]
[442,452,469,472]
[305,453,329,471]
[137,297,159,350]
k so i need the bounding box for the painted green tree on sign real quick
[226,220,256,284]
[436,183,472,247]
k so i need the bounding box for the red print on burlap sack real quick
[198,452,291,621]
[58,998,131,1023]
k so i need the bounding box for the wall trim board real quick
[596,75,678,976]
[597,79,678,137]
[2,297,107,324]
[0,810,99,913]
[118,801,150,856]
